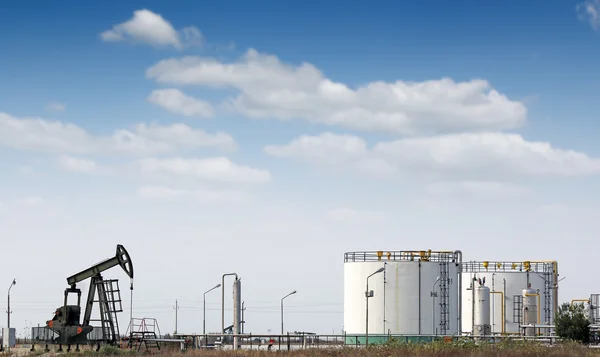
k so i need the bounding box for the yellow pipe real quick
[571,299,590,305]
[525,293,541,325]
[490,291,505,335]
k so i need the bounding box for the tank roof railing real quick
[462,260,557,274]
[344,250,460,263]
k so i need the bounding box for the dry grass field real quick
[43,340,599,357]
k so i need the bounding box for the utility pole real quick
[241,301,246,334]
[174,299,179,335]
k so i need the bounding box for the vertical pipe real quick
[418,261,421,335]
[129,279,133,347]
[383,262,386,333]
[492,274,495,333]
[471,274,475,335]
[365,279,369,345]
[455,251,463,335]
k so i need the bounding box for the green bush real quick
[555,302,591,343]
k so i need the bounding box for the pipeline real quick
[491,291,505,335]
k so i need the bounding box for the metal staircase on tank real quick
[438,254,450,335]
[89,279,123,344]
[126,318,161,352]
[543,264,553,324]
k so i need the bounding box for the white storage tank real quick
[344,250,463,339]
[460,260,558,335]
[473,282,491,336]
[522,285,538,336]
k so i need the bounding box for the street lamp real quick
[6,278,16,351]
[7,279,16,329]
[281,290,297,335]
[365,267,384,346]
[431,276,440,335]
[203,284,221,335]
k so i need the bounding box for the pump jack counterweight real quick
[46,244,134,348]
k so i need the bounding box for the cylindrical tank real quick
[343,250,462,338]
[522,286,538,336]
[473,285,491,336]
[232,278,242,349]
[585,301,594,322]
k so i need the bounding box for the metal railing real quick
[344,250,460,263]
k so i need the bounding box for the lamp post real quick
[7,279,15,329]
[203,284,221,335]
[7,279,16,351]
[365,267,384,346]
[281,290,297,335]
[431,276,440,335]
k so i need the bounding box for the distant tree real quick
[555,302,591,343]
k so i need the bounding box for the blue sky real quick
[1,0,600,337]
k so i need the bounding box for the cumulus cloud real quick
[265,132,600,178]
[577,0,600,30]
[135,157,272,184]
[0,112,236,155]
[58,155,99,174]
[147,88,213,118]
[136,185,249,204]
[100,9,203,50]
[146,49,527,135]
[425,181,529,199]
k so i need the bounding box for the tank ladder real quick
[542,264,553,324]
[438,254,450,335]
[89,279,123,344]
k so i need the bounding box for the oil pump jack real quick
[46,244,133,349]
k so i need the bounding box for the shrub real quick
[555,302,591,343]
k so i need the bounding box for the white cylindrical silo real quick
[343,250,462,341]
[473,284,491,336]
[522,286,538,336]
[585,301,594,322]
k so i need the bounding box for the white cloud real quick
[46,103,66,112]
[265,132,600,178]
[0,112,236,155]
[325,207,388,224]
[135,157,272,184]
[146,49,527,135]
[577,0,600,30]
[147,88,213,118]
[136,185,249,204]
[426,181,529,198]
[58,155,98,174]
[100,9,203,50]
[264,132,395,176]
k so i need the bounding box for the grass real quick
[58,339,600,357]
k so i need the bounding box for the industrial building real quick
[461,260,558,335]
[342,249,573,340]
